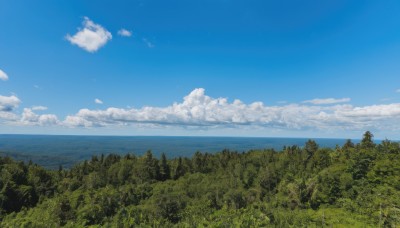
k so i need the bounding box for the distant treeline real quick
[0,151,76,170]
[0,131,399,227]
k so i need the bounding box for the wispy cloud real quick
[66,17,112,52]
[396,89,400,93]
[142,38,155,48]
[118,29,132,37]
[31,106,48,111]
[0,69,9,81]
[380,98,392,102]
[302,97,350,105]
[95,98,103,104]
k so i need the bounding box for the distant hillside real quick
[0,134,360,169]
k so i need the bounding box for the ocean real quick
[0,134,358,169]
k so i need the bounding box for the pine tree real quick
[343,139,355,150]
[361,131,375,149]
[144,150,160,180]
[174,157,185,180]
[304,139,319,163]
[159,153,171,181]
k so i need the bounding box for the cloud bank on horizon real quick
[1,88,400,134]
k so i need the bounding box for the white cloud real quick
[0,95,20,123]
[118,29,132,37]
[20,108,59,126]
[0,96,59,126]
[0,112,18,121]
[95,98,103,104]
[2,88,400,134]
[0,95,20,112]
[62,88,400,132]
[0,69,9,81]
[396,89,400,93]
[66,17,112,52]
[302,97,351,105]
[142,38,155,48]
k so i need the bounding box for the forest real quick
[0,131,399,227]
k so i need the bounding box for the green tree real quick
[342,139,355,150]
[159,153,171,181]
[174,157,185,180]
[143,150,160,181]
[304,140,319,164]
[361,131,375,149]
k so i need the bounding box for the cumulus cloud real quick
[0,95,20,112]
[0,112,18,121]
[142,38,154,48]
[20,108,59,126]
[95,98,103,104]
[2,88,400,133]
[66,17,112,52]
[118,29,132,37]
[0,69,9,81]
[61,88,400,132]
[0,95,20,123]
[302,97,350,105]
[0,96,59,126]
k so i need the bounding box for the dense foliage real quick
[1,131,400,227]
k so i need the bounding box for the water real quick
[0,134,357,169]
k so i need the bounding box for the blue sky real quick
[1,0,400,139]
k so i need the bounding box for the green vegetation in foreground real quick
[1,131,400,227]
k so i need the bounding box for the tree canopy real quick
[1,132,399,227]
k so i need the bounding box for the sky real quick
[1,0,400,139]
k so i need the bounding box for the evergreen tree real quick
[100,154,104,164]
[159,153,171,181]
[342,139,355,150]
[174,157,185,180]
[304,139,319,163]
[361,131,375,149]
[144,150,160,180]
[58,165,63,179]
